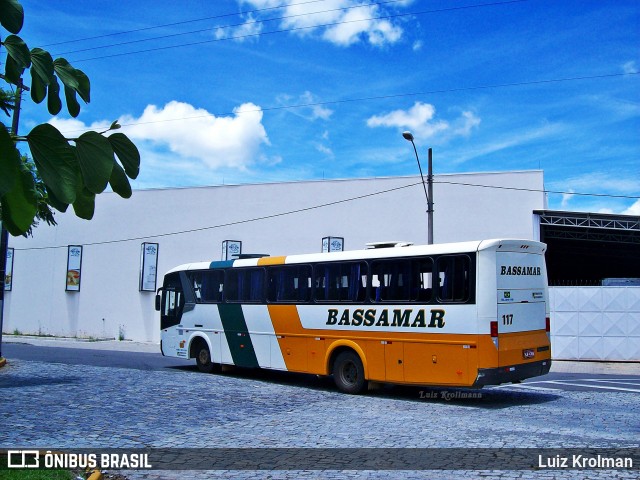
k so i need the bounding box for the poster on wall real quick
[4,247,13,291]
[140,242,159,292]
[222,240,242,260]
[322,236,344,253]
[66,245,83,292]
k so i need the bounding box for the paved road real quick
[1,342,187,371]
[1,339,638,479]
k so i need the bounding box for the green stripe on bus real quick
[217,303,259,368]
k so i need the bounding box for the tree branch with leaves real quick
[0,0,140,236]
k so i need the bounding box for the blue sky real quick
[15,0,640,214]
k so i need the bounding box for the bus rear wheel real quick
[194,340,215,373]
[333,350,367,394]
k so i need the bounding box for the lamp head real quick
[402,131,414,142]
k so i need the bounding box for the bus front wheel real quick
[333,350,367,394]
[194,341,215,373]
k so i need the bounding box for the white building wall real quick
[4,171,546,342]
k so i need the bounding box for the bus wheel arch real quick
[190,335,216,373]
[327,342,368,394]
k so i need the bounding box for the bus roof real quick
[165,239,546,274]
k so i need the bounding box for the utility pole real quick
[402,131,434,244]
[0,83,24,358]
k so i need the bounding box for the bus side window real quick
[189,272,203,302]
[313,262,367,302]
[202,270,224,303]
[267,265,312,303]
[437,255,471,303]
[225,268,264,303]
[415,258,434,302]
[370,258,432,303]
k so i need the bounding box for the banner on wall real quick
[140,243,159,292]
[66,245,83,292]
[222,240,242,261]
[4,247,13,291]
[322,236,344,253]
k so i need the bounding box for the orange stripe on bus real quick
[257,256,286,266]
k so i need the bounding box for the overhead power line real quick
[13,179,639,251]
[63,0,529,62]
[56,70,640,134]
[43,0,334,47]
[50,0,410,54]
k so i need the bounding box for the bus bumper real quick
[472,360,552,387]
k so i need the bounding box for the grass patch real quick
[1,470,75,480]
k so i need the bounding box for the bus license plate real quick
[523,349,535,359]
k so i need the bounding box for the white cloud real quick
[622,199,640,215]
[121,101,269,171]
[50,101,270,174]
[561,190,575,209]
[550,172,639,197]
[315,143,334,157]
[622,60,637,74]
[277,91,333,121]
[238,0,405,47]
[215,13,263,41]
[366,102,479,142]
[452,111,481,136]
[451,122,564,165]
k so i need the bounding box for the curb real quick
[87,470,103,480]
[0,357,6,368]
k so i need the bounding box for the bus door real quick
[157,272,185,353]
[495,250,549,366]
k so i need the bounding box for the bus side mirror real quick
[155,293,161,312]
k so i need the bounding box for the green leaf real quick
[0,122,19,196]
[108,133,140,179]
[3,34,30,69]
[53,59,90,104]
[29,47,54,86]
[4,54,24,85]
[73,68,90,103]
[52,58,79,90]
[47,75,62,115]
[108,161,132,198]
[30,66,46,103]
[1,161,37,236]
[0,0,24,34]
[75,131,114,194]
[72,186,95,220]
[26,123,78,204]
[45,186,69,213]
[64,84,80,118]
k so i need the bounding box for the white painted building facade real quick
[6,169,640,361]
[4,171,545,343]
[6,170,547,343]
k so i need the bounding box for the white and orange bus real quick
[157,239,551,394]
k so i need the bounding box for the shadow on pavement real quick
[167,363,561,408]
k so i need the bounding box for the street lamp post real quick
[402,131,434,244]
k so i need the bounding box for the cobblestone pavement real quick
[0,355,638,480]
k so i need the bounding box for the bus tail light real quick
[490,320,498,349]
[491,321,498,337]
[546,316,551,340]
